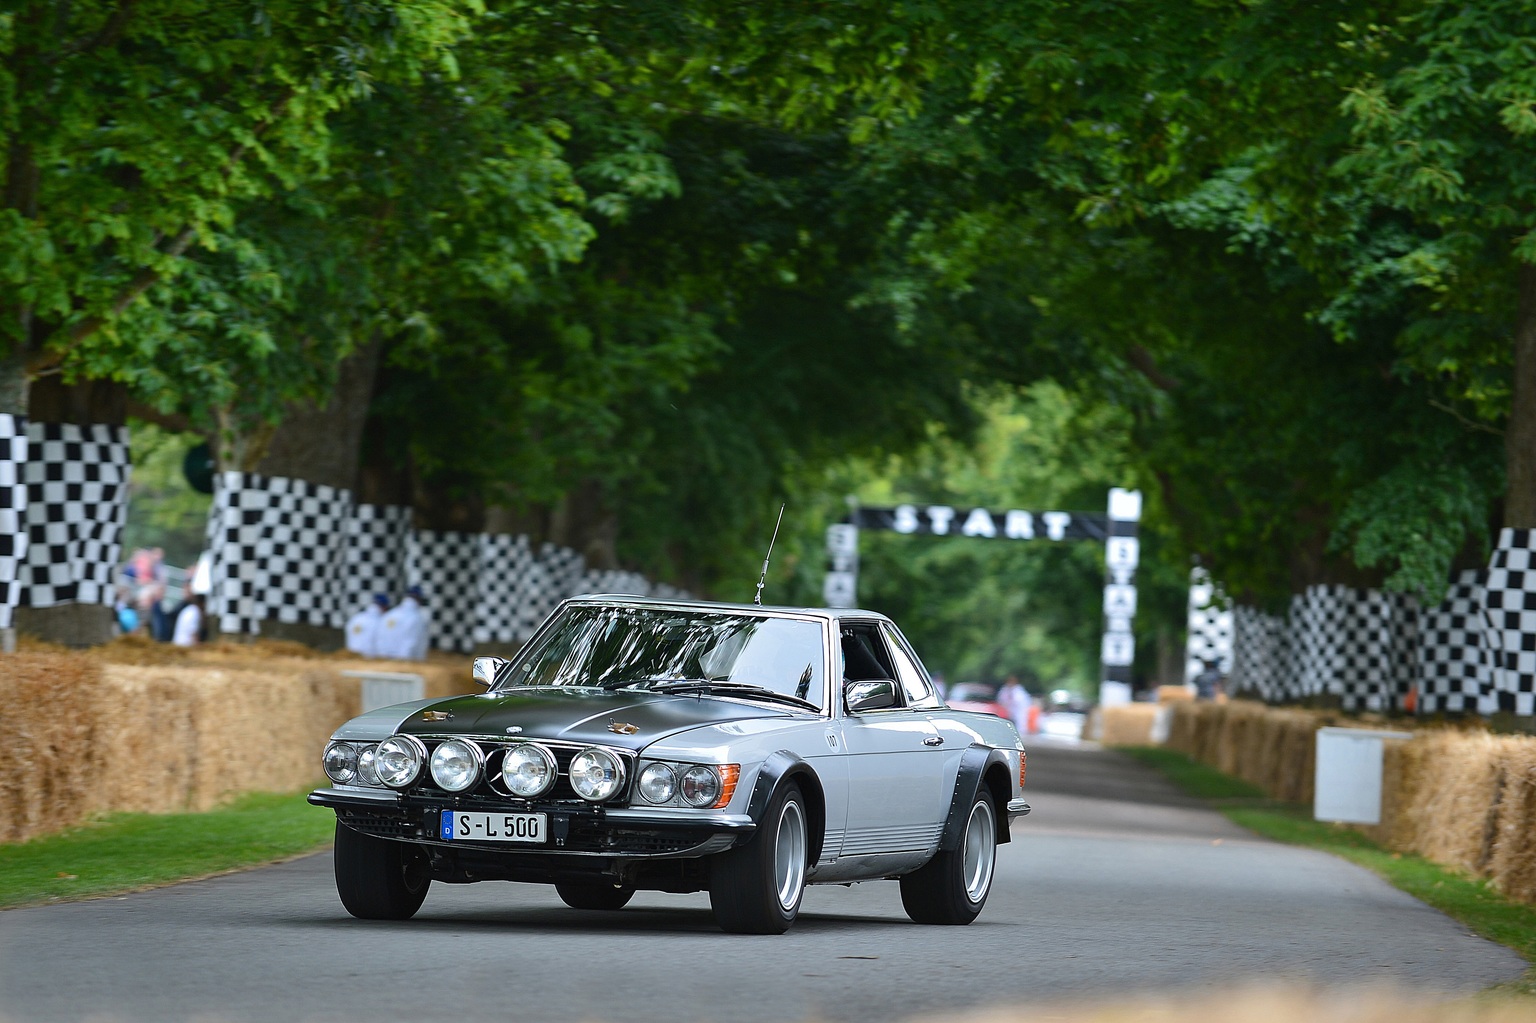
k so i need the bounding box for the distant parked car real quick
[312,596,1030,934]
[946,682,1008,720]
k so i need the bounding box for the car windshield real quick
[501,605,828,711]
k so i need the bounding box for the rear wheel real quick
[333,821,431,920]
[900,789,997,925]
[555,882,635,910]
[710,781,808,934]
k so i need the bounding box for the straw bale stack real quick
[1160,702,1330,804]
[1,643,479,844]
[0,654,108,843]
[1097,703,1164,746]
[1487,738,1536,904]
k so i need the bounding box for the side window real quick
[883,623,940,708]
[839,622,896,686]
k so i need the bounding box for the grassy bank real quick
[1120,745,1536,998]
[0,789,333,909]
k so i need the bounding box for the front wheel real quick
[709,781,808,934]
[899,789,997,925]
[334,821,431,920]
[555,881,635,910]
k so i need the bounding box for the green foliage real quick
[791,383,1150,692]
[0,789,333,909]
[121,421,212,568]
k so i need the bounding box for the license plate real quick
[440,810,547,843]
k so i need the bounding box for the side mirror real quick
[844,679,898,713]
[471,656,508,689]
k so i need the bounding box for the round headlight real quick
[323,742,358,784]
[679,765,722,808]
[501,743,556,798]
[357,745,381,786]
[637,763,677,804]
[430,738,483,793]
[375,735,426,789]
[569,747,626,802]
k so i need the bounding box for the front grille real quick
[412,736,635,806]
[338,813,415,840]
[563,823,713,855]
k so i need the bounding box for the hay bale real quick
[1486,736,1536,905]
[1098,703,1164,746]
[1156,685,1194,703]
[0,653,106,842]
[1165,702,1199,755]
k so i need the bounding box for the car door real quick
[833,620,951,866]
[881,621,968,796]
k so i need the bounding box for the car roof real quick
[564,593,895,627]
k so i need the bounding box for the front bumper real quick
[309,787,756,858]
[1006,798,1032,820]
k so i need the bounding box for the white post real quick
[1100,488,1142,706]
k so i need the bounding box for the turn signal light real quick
[713,764,741,809]
[1018,750,1027,789]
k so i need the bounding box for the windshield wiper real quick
[656,679,818,711]
[597,677,712,691]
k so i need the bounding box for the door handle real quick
[923,736,944,746]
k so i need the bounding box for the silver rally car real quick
[310,596,1030,933]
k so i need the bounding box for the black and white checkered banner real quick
[19,422,131,610]
[825,489,1143,705]
[203,472,685,652]
[1185,566,1233,681]
[1225,531,1536,716]
[0,415,27,630]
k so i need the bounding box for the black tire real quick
[555,882,635,910]
[333,821,431,920]
[709,781,809,934]
[900,788,997,925]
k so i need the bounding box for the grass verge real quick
[0,789,333,910]
[1118,745,1536,998]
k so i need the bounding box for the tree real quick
[0,0,477,415]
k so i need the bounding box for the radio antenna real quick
[754,504,786,606]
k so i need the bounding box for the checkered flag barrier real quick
[1483,528,1536,717]
[344,504,410,613]
[473,533,533,646]
[1184,567,1232,682]
[651,583,692,601]
[1338,589,1418,713]
[19,422,131,610]
[407,530,481,654]
[1416,569,1495,714]
[0,415,27,629]
[1289,585,1354,700]
[202,484,684,649]
[1229,606,1289,701]
[578,569,651,597]
[207,472,352,634]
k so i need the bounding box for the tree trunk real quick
[244,341,382,648]
[0,349,27,417]
[14,377,131,647]
[1505,262,1536,528]
[548,478,618,569]
[255,339,382,491]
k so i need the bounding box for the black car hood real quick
[394,687,791,751]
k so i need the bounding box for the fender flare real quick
[744,750,825,867]
[938,745,1015,851]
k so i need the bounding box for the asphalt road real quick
[0,740,1524,1022]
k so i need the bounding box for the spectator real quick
[997,674,1034,735]
[345,593,391,657]
[377,585,430,660]
[172,594,206,648]
[1192,659,1224,701]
